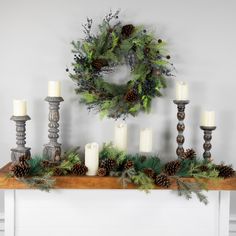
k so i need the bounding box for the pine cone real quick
[144,47,150,55]
[216,165,235,178]
[72,164,88,176]
[124,160,134,170]
[198,165,209,172]
[143,168,156,179]
[155,174,171,188]
[100,158,117,172]
[91,58,108,71]
[97,167,107,177]
[121,24,135,37]
[53,168,64,176]
[11,159,30,178]
[164,160,181,176]
[182,149,196,160]
[41,160,58,168]
[125,89,139,102]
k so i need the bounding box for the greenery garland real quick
[68,10,174,119]
[8,143,235,204]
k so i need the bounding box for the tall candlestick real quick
[48,81,61,97]
[13,100,27,116]
[114,123,127,151]
[139,128,152,153]
[85,142,99,176]
[176,81,188,101]
[173,100,189,158]
[201,111,215,127]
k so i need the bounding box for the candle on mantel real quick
[13,100,27,116]
[139,128,152,153]
[114,123,127,151]
[176,81,188,100]
[85,142,99,176]
[201,111,215,127]
[48,81,61,97]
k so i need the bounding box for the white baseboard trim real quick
[0,212,4,232]
[0,211,235,234]
[230,214,236,234]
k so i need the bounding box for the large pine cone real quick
[216,165,235,178]
[10,159,30,178]
[155,174,171,188]
[182,149,196,160]
[121,24,135,37]
[124,160,134,170]
[125,89,139,102]
[91,59,108,71]
[100,158,117,172]
[97,167,107,177]
[71,163,88,176]
[143,168,156,179]
[164,160,181,176]
[53,168,64,176]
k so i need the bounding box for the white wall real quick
[0,0,236,214]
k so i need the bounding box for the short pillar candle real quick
[13,100,27,116]
[48,81,61,97]
[114,123,127,151]
[85,143,99,176]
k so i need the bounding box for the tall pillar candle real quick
[13,100,27,116]
[176,81,188,100]
[114,123,127,151]
[85,142,99,176]
[201,111,215,127]
[48,81,61,97]
[139,128,152,153]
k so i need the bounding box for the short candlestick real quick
[43,96,64,162]
[11,115,31,162]
[173,100,189,159]
[200,126,216,161]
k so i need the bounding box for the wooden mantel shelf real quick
[0,163,236,190]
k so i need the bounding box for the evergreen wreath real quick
[68,10,174,119]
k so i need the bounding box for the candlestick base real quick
[11,148,31,162]
[200,126,216,161]
[43,144,61,162]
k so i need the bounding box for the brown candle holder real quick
[173,100,189,159]
[200,126,216,161]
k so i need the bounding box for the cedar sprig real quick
[131,172,154,193]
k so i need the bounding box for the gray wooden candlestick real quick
[11,115,31,162]
[200,126,216,161]
[43,97,64,162]
[173,100,189,159]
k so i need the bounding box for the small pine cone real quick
[144,47,150,55]
[72,163,88,176]
[182,149,196,160]
[121,24,135,37]
[124,160,134,170]
[143,168,156,179]
[155,174,171,188]
[125,89,139,102]
[164,160,181,176]
[97,167,107,177]
[11,164,29,178]
[216,165,235,178]
[100,158,117,172]
[53,168,64,176]
[91,58,108,71]
[198,165,209,172]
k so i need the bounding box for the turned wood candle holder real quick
[43,96,64,162]
[10,115,31,162]
[200,126,216,161]
[173,100,189,159]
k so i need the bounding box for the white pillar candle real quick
[48,81,61,97]
[85,142,99,176]
[176,81,188,100]
[139,128,153,153]
[201,111,215,127]
[114,123,127,151]
[13,100,27,116]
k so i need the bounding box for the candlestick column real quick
[43,97,64,162]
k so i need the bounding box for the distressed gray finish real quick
[43,96,64,162]
[10,115,31,162]
[173,100,189,159]
[200,126,216,161]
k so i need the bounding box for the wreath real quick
[68,10,174,119]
